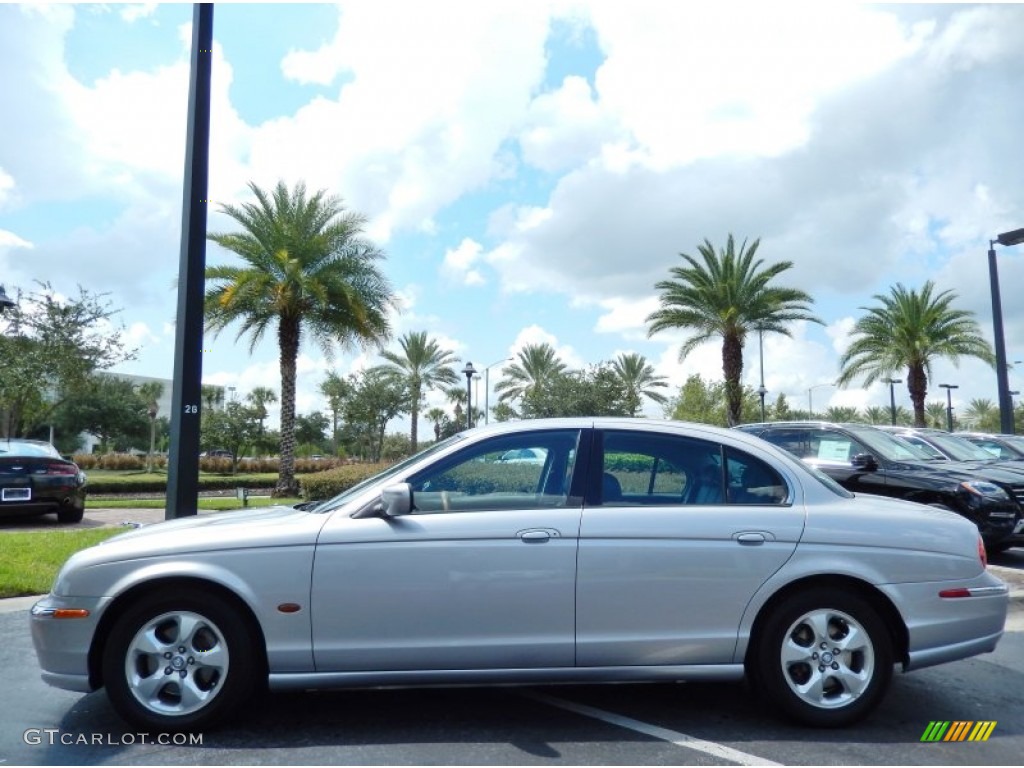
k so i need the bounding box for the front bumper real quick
[30,594,109,693]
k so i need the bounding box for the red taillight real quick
[46,464,78,476]
[939,588,971,598]
[978,535,988,568]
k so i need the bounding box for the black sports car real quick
[0,439,87,523]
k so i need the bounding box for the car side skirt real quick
[268,664,746,691]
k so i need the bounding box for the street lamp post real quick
[807,383,834,420]
[757,326,768,422]
[483,357,512,425]
[938,383,958,432]
[881,377,902,425]
[462,362,477,430]
[989,227,1024,434]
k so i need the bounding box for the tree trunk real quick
[276,318,300,497]
[147,416,156,473]
[722,331,745,426]
[908,363,928,427]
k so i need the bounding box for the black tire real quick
[751,589,893,727]
[57,505,84,524]
[102,589,260,731]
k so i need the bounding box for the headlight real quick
[959,480,1009,500]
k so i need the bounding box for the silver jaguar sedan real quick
[31,418,1008,732]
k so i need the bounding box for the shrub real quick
[300,463,390,501]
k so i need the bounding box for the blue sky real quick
[2,2,1024,434]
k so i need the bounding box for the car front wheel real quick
[102,589,259,731]
[753,589,893,727]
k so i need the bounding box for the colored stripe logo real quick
[920,721,996,742]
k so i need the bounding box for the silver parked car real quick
[31,418,1008,732]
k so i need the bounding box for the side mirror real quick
[851,453,878,471]
[380,483,413,517]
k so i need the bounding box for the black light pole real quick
[166,3,213,520]
[0,285,14,315]
[757,326,767,422]
[462,362,476,429]
[989,227,1024,434]
[939,383,958,432]
[882,377,902,425]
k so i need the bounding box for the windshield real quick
[924,432,1005,461]
[0,440,61,458]
[308,433,466,513]
[849,428,934,462]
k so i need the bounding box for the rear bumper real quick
[879,570,1009,671]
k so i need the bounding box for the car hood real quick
[70,506,329,567]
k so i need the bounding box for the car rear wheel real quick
[753,589,893,727]
[102,589,259,731]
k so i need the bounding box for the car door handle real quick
[519,529,553,543]
[735,532,767,545]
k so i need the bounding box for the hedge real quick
[299,463,391,501]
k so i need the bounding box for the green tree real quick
[521,365,631,419]
[647,235,821,426]
[319,373,351,455]
[136,381,165,472]
[772,393,792,422]
[246,386,277,438]
[200,385,224,411]
[609,353,669,417]
[836,282,995,427]
[864,405,889,425]
[377,331,459,452]
[824,406,862,423]
[295,411,330,452]
[925,400,949,429]
[200,401,259,472]
[342,369,408,461]
[666,374,729,425]
[205,180,394,495]
[964,398,999,433]
[0,283,135,437]
[494,343,567,411]
[61,375,148,453]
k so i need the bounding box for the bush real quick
[300,463,390,501]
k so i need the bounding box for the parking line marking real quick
[525,690,781,766]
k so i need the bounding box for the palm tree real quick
[824,405,861,423]
[964,397,999,432]
[494,343,567,406]
[424,407,449,442]
[646,235,821,426]
[864,405,889,425]
[205,180,394,496]
[925,401,948,429]
[376,331,459,451]
[136,381,164,473]
[836,281,995,428]
[246,386,277,437]
[610,352,669,417]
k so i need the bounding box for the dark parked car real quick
[0,439,87,523]
[734,422,1021,548]
[877,427,1024,552]
[957,432,1024,462]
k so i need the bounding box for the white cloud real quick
[120,3,157,23]
[442,238,486,286]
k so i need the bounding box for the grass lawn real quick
[0,529,124,598]
[86,497,301,511]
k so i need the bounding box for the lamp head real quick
[995,228,1024,247]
